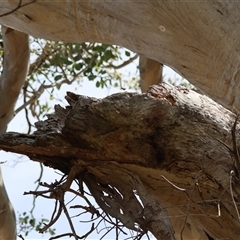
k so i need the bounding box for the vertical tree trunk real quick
[0,168,16,240]
[139,56,163,92]
[0,25,29,240]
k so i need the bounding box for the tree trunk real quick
[1,1,240,111]
[0,83,239,239]
[139,56,163,92]
[0,26,29,240]
[0,168,16,240]
[2,1,240,239]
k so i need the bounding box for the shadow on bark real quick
[0,83,240,239]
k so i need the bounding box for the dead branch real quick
[0,83,240,239]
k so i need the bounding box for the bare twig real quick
[62,203,79,240]
[18,234,25,240]
[39,200,63,233]
[161,175,187,192]
[29,163,44,219]
[28,41,52,75]
[14,82,45,115]
[49,233,78,240]
[105,54,138,69]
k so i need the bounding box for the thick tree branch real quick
[0,83,239,239]
[1,2,240,111]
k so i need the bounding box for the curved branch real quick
[1,2,240,111]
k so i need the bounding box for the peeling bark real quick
[1,1,240,111]
[0,83,239,239]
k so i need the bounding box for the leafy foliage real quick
[18,211,55,237]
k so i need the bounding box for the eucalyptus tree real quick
[1,1,240,240]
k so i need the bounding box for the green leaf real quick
[48,228,56,236]
[125,50,131,57]
[99,69,107,75]
[29,218,35,227]
[54,75,62,81]
[88,75,96,81]
[93,44,109,52]
[96,81,100,88]
[64,58,72,65]
[23,216,29,224]
[103,50,115,61]
[56,84,61,90]
[74,63,83,71]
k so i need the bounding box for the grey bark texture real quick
[0,84,239,239]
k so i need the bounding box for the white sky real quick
[1,64,182,240]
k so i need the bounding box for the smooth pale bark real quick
[0,168,15,240]
[0,26,29,240]
[139,56,162,92]
[0,26,29,132]
[0,83,239,239]
[1,1,240,111]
